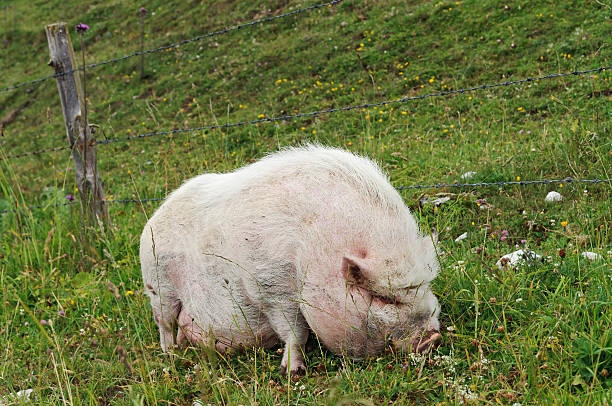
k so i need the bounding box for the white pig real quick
[140,145,441,375]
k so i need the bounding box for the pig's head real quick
[299,224,442,360]
[334,233,442,358]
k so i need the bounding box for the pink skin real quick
[412,331,443,353]
[392,330,443,353]
[141,146,443,374]
[175,307,279,353]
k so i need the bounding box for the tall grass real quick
[0,0,610,404]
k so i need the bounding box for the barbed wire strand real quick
[1,145,72,159]
[2,66,609,160]
[93,66,610,146]
[2,178,610,214]
[396,178,612,190]
[0,0,343,94]
[0,197,163,214]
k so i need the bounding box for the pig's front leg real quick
[280,335,307,376]
[267,309,309,376]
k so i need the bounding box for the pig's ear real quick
[342,256,370,288]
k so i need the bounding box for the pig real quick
[140,145,442,375]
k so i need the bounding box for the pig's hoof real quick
[281,363,306,377]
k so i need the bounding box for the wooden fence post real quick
[45,23,110,228]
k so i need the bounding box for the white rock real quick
[420,196,451,207]
[496,249,542,270]
[431,197,450,206]
[544,191,562,202]
[461,171,476,180]
[581,252,602,261]
[454,232,468,242]
[0,389,33,405]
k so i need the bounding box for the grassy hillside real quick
[0,0,610,404]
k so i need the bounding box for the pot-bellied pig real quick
[140,145,442,375]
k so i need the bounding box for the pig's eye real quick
[371,293,402,306]
[404,282,424,293]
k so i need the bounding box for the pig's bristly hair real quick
[163,144,439,287]
[142,144,442,361]
[260,144,440,279]
[259,144,403,210]
[166,144,403,213]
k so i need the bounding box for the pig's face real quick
[301,234,442,359]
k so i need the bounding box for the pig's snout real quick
[393,330,442,354]
[412,330,442,353]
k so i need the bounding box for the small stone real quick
[496,249,542,270]
[544,191,562,202]
[420,196,450,207]
[1,389,34,404]
[454,232,468,242]
[432,197,450,206]
[581,252,602,261]
[461,171,476,180]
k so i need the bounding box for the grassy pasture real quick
[0,0,610,404]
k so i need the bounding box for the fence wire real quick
[396,178,612,190]
[93,66,611,145]
[0,0,343,94]
[2,145,72,159]
[2,178,610,214]
[2,65,609,161]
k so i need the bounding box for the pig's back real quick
[150,145,405,225]
[145,145,417,262]
[239,145,404,211]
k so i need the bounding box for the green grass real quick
[1,0,611,404]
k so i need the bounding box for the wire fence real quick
[3,178,610,214]
[396,178,612,190]
[2,66,609,160]
[2,145,73,160]
[1,2,610,217]
[0,0,343,94]
[93,66,610,146]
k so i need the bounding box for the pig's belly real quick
[176,306,279,352]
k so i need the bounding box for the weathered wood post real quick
[45,23,110,228]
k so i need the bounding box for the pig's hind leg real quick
[149,287,181,351]
[144,261,184,352]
